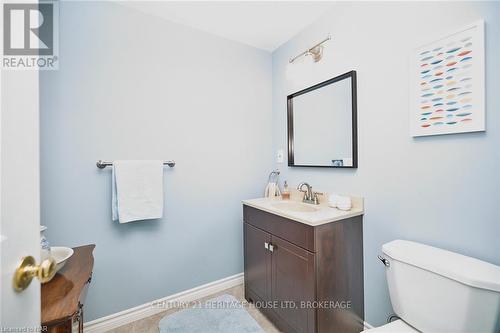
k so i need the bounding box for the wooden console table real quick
[42,245,95,333]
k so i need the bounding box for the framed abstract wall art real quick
[410,20,485,137]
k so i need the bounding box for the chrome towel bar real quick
[96,160,175,169]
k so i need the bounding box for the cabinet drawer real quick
[243,205,315,252]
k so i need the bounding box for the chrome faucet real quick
[297,182,322,205]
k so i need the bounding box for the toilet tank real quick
[381,240,500,333]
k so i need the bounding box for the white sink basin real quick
[270,201,319,213]
[50,247,74,272]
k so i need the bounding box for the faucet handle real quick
[312,191,323,204]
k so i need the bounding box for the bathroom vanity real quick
[42,245,95,333]
[243,197,364,333]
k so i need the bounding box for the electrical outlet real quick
[276,149,284,163]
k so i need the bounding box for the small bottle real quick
[282,181,290,200]
[40,226,51,261]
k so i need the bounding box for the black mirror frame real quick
[287,70,358,168]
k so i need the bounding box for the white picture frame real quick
[410,20,485,137]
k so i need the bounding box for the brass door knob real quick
[13,256,56,292]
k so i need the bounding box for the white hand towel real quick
[112,160,164,223]
[329,194,352,210]
[328,194,341,208]
[337,196,352,211]
[264,182,281,198]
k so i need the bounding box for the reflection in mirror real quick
[287,71,357,168]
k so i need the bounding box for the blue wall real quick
[271,1,500,326]
[40,2,272,321]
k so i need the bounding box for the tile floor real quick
[105,284,282,333]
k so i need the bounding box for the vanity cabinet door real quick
[244,223,272,302]
[271,235,315,333]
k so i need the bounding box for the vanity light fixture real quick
[289,35,331,64]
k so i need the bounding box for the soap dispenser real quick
[282,181,290,200]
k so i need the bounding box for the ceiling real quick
[118,1,335,51]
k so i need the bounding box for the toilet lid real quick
[362,320,418,332]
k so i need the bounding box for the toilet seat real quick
[362,319,418,332]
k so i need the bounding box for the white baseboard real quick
[84,273,244,333]
[364,321,374,330]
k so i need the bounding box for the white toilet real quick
[364,240,500,332]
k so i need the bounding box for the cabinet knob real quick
[264,242,269,250]
[269,244,274,252]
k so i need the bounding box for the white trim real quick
[84,273,244,333]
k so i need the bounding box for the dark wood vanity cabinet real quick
[42,245,95,333]
[243,205,364,333]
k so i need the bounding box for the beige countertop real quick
[242,192,364,227]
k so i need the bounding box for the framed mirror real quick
[287,70,358,168]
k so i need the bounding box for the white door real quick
[0,66,41,326]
